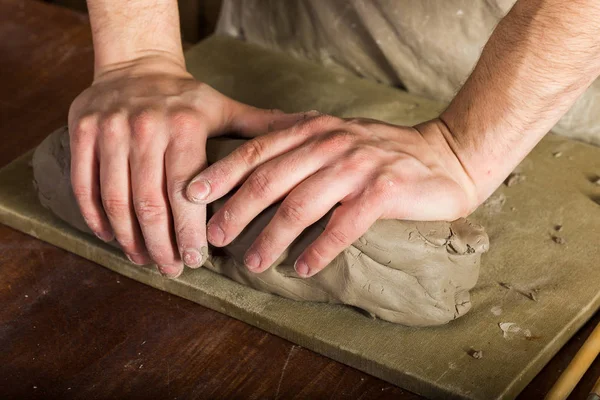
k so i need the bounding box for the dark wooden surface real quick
[0,1,598,399]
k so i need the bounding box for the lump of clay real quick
[33,127,489,326]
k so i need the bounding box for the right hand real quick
[68,56,302,278]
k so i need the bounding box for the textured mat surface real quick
[1,36,599,399]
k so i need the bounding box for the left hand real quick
[186,114,479,278]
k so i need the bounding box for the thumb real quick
[225,99,320,138]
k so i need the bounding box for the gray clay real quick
[32,127,489,326]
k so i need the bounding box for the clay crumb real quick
[499,283,538,301]
[484,193,506,213]
[491,306,503,316]
[554,224,563,232]
[499,322,520,338]
[526,291,538,302]
[470,350,483,359]
[499,322,532,339]
[504,172,525,187]
[552,151,562,158]
[552,235,566,245]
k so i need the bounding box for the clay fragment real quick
[470,350,483,359]
[504,172,525,187]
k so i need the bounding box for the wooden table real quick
[1,1,598,398]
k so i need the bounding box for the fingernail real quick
[188,179,211,202]
[244,251,261,271]
[182,248,202,268]
[126,253,148,265]
[295,259,310,277]
[207,222,225,246]
[304,109,321,118]
[96,230,114,242]
[158,264,182,279]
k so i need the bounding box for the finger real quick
[130,118,183,278]
[206,139,338,247]
[97,117,151,265]
[69,118,113,241]
[165,113,208,268]
[242,166,361,273]
[225,97,321,138]
[187,114,343,203]
[295,192,384,278]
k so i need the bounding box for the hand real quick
[187,115,479,278]
[68,56,303,278]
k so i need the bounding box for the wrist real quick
[414,118,480,213]
[87,0,185,81]
[93,52,191,83]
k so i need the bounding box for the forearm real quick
[87,0,185,77]
[439,0,600,202]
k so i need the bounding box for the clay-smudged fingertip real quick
[182,247,209,269]
[158,264,184,279]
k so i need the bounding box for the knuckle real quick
[70,116,97,146]
[99,113,126,143]
[102,196,130,218]
[317,131,356,152]
[245,168,272,198]
[295,114,340,137]
[309,114,340,127]
[99,113,123,131]
[305,244,327,263]
[324,227,351,247]
[73,115,96,135]
[71,185,93,201]
[134,198,166,224]
[130,111,158,141]
[277,197,306,224]
[170,109,200,134]
[238,139,266,167]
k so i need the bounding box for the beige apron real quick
[217,0,600,146]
